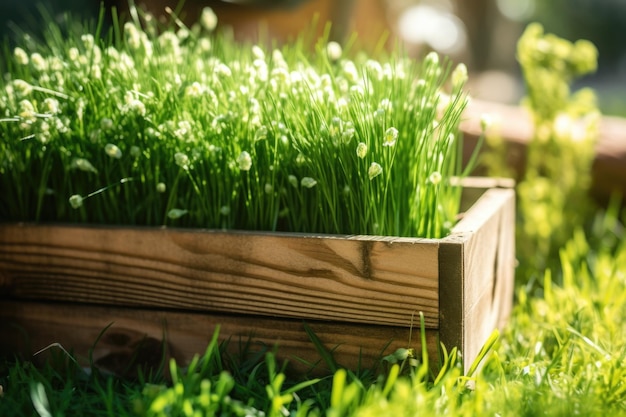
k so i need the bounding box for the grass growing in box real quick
[0,5,472,238]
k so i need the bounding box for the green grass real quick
[1,209,625,416]
[2,9,626,417]
[0,4,472,238]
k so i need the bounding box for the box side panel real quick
[460,188,516,370]
[438,239,464,358]
[0,224,439,327]
[0,300,440,376]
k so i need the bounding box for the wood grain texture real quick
[0,300,438,376]
[439,182,515,369]
[0,224,439,328]
[0,178,516,371]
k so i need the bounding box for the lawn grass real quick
[1,207,625,416]
[1,6,626,417]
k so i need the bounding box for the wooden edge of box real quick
[0,300,439,376]
[439,180,515,372]
[0,221,440,327]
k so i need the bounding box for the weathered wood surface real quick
[440,183,516,367]
[461,99,626,203]
[0,177,515,372]
[0,300,436,376]
[0,226,440,328]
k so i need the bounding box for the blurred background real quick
[1,0,626,115]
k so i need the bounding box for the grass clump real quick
[0,4,473,238]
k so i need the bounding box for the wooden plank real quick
[0,300,438,376]
[439,184,515,371]
[0,226,439,327]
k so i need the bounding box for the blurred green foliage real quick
[483,23,601,288]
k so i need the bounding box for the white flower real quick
[237,151,252,171]
[185,81,204,97]
[356,142,368,159]
[13,79,32,96]
[101,118,114,130]
[69,194,84,209]
[252,45,265,60]
[383,127,398,147]
[198,38,212,52]
[81,34,95,50]
[429,171,442,185]
[72,158,98,174]
[342,60,359,83]
[451,63,468,91]
[326,41,342,61]
[201,7,218,31]
[43,98,60,114]
[342,128,355,143]
[175,152,190,169]
[105,143,122,159]
[216,63,232,77]
[368,162,383,180]
[424,51,439,67]
[69,47,80,62]
[480,113,492,132]
[18,99,36,121]
[379,98,392,111]
[14,47,29,65]
[30,53,47,71]
[254,126,268,142]
[301,177,317,188]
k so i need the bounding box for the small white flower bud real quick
[175,152,190,169]
[356,142,368,159]
[326,41,342,61]
[105,143,122,159]
[383,127,398,147]
[368,162,383,180]
[237,151,252,171]
[167,208,188,219]
[69,194,84,209]
[301,177,317,188]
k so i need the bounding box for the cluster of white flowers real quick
[0,6,467,237]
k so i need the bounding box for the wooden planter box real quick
[0,177,515,375]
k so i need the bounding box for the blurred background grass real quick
[2,0,625,115]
